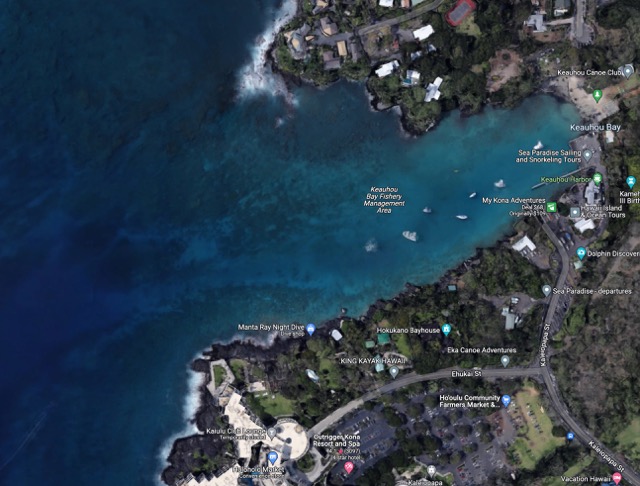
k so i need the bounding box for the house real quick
[410,50,423,61]
[524,14,547,33]
[574,218,596,234]
[349,41,362,62]
[313,0,330,14]
[285,24,311,60]
[424,76,443,102]
[336,40,348,57]
[331,329,344,341]
[447,284,458,292]
[375,60,399,78]
[504,311,518,331]
[320,17,339,36]
[379,0,393,7]
[413,25,434,41]
[402,70,421,86]
[401,0,411,7]
[512,235,537,255]
[553,0,570,16]
[365,340,376,349]
[322,50,341,70]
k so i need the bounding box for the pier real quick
[531,168,586,189]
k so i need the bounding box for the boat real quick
[533,140,544,150]
[469,192,477,198]
[364,238,378,252]
[422,207,432,214]
[402,231,418,242]
[494,179,506,188]
[455,215,468,220]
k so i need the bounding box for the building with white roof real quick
[413,25,434,41]
[331,329,343,341]
[512,235,537,254]
[424,76,443,102]
[379,0,393,6]
[375,60,400,78]
[574,218,596,234]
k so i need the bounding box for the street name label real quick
[589,441,625,472]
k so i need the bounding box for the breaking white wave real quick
[156,360,206,484]
[236,0,297,100]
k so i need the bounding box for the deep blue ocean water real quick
[0,0,581,483]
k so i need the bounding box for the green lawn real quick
[510,386,565,470]
[254,393,296,418]
[616,418,640,461]
[229,359,247,381]
[212,365,226,387]
[457,13,482,38]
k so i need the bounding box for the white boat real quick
[469,192,477,198]
[494,179,506,188]
[533,140,544,150]
[364,238,378,252]
[422,207,432,214]
[402,231,418,242]
[455,215,468,220]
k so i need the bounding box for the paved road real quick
[308,367,541,437]
[540,219,640,485]
[357,0,444,37]
[300,220,640,484]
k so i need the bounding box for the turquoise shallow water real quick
[0,0,580,482]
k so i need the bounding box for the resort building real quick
[413,25,434,41]
[424,76,443,102]
[375,60,400,78]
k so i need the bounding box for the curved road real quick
[540,219,640,485]
[357,0,444,37]
[309,366,540,437]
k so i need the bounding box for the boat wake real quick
[236,0,297,104]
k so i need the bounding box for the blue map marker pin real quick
[267,451,279,465]
[567,432,575,441]
[627,176,636,190]
[441,323,452,337]
[576,247,586,261]
[306,323,316,336]
[501,394,511,408]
